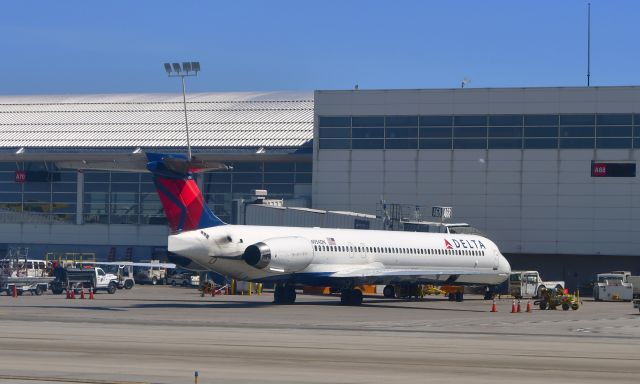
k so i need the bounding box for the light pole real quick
[164,61,200,161]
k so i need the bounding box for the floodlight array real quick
[163,61,201,76]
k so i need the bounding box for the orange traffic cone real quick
[66,290,70,299]
[490,299,497,312]
[517,300,522,313]
[89,289,94,300]
[80,289,85,299]
[70,289,75,299]
[526,300,532,312]
[12,285,17,298]
[511,300,517,313]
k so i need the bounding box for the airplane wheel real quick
[273,286,282,304]
[285,285,296,304]
[448,293,456,301]
[340,289,351,305]
[340,289,362,306]
[274,284,294,304]
[383,285,395,298]
[351,289,363,306]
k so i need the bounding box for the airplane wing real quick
[80,261,177,268]
[56,155,228,173]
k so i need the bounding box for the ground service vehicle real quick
[51,267,119,294]
[633,299,640,312]
[593,272,635,301]
[134,260,167,285]
[167,271,199,287]
[114,265,135,289]
[509,271,565,299]
[1,258,53,295]
[536,287,580,310]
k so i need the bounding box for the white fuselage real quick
[168,225,511,286]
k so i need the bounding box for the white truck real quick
[509,271,565,299]
[134,260,167,285]
[50,267,119,294]
[1,258,54,296]
[593,271,637,302]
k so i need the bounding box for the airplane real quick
[147,152,511,305]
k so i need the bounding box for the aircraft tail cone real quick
[526,300,532,312]
[511,300,517,313]
[490,299,497,312]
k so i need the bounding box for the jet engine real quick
[242,237,314,273]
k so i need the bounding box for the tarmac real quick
[0,286,639,384]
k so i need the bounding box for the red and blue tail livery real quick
[146,153,225,233]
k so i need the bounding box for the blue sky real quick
[1,0,638,94]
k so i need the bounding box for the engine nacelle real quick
[243,236,314,273]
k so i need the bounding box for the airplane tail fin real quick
[146,153,226,233]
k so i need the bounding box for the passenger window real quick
[314,245,318,251]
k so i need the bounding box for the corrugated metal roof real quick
[0,91,313,149]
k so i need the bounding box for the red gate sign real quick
[14,171,26,183]
[592,163,607,177]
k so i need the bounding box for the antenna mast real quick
[587,3,591,87]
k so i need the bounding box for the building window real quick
[319,139,350,149]
[596,138,632,149]
[352,139,384,149]
[453,139,486,149]
[488,138,522,149]
[560,138,594,149]
[318,113,639,151]
[319,116,350,127]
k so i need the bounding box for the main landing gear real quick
[274,283,296,304]
[340,288,363,306]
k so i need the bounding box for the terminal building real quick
[1,86,639,288]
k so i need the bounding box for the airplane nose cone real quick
[168,232,208,259]
[500,254,512,275]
